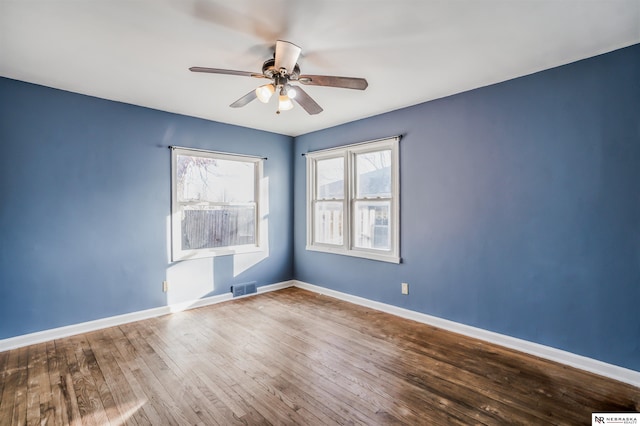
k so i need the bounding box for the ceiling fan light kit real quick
[190,40,368,115]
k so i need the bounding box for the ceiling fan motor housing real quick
[262,59,300,80]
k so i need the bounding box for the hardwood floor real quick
[1,287,638,425]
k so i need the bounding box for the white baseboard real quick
[2,278,637,388]
[293,280,640,388]
[0,280,294,353]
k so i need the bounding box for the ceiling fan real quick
[190,40,368,115]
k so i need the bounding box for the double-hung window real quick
[306,137,400,263]
[171,147,263,261]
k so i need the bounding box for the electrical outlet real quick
[162,280,168,293]
[401,282,409,295]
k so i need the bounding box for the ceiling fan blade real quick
[297,75,368,90]
[291,86,323,115]
[189,67,265,78]
[230,90,257,108]
[274,40,301,74]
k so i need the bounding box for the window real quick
[171,148,263,261]
[306,137,400,263]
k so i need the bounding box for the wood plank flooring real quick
[1,287,638,425]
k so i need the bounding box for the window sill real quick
[305,245,401,264]
[172,245,264,262]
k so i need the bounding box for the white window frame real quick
[306,137,400,263]
[171,147,264,261]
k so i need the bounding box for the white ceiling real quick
[1,1,639,137]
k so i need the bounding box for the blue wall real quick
[0,78,294,338]
[293,44,640,371]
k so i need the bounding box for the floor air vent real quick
[231,281,257,297]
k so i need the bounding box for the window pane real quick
[353,201,390,250]
[317,157,344,199]
[314,201,343,245]
[356,150,391,198]
[177,155,254,203]
[181,205,256,250]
